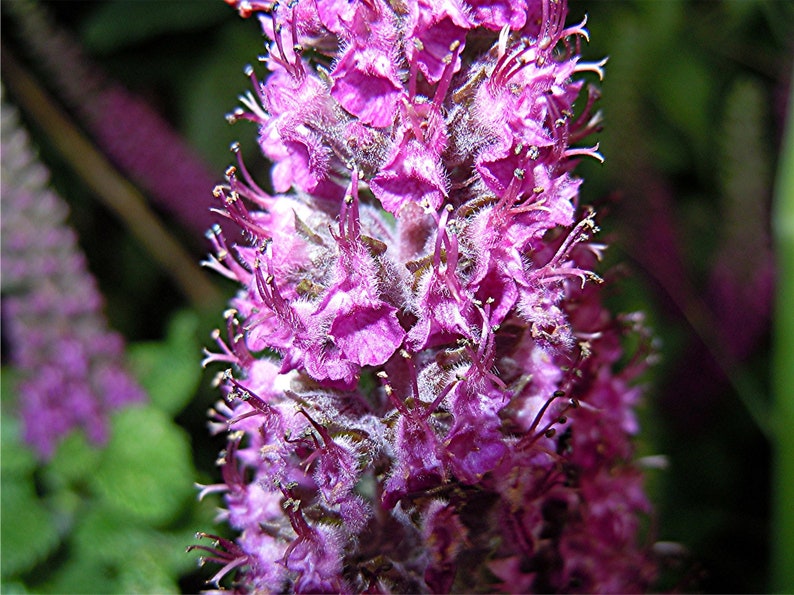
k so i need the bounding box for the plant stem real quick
[771,66,794,593]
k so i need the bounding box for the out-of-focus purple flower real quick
[4,0,218,235]
[0,91,146,459]
[195,1,659,591]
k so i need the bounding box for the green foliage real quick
[0,310,214,592]
[0,370,37,479]
[0,371,61,580]
[772,63,794,593]
[80,0,229,53]
[90,405,195,526]
[0,480,61,580]
[128,310,202,416]
[45,429,102,488]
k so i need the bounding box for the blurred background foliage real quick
[1,0,792,592]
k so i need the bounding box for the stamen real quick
[201,224,251,282]
[432,40,463,109]
[561,14,590,42]
[564,143,604,163]
[573,57,608,81]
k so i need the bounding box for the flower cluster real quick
[195,0,658,591]
[0,90,145,459]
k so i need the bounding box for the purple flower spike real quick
[1,90,145,459]
[200,1,660,592]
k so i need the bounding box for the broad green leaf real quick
[72,505,188,589]
[41,551,119,595]
[772,61,794,593]
[0,479,60,579]
[70,491,217,586]
[0,377,37,478]
[117,556,179,594]
[46,429,102,487]
[90,406,194,527]
[128,310,201,416]
[73,504,148,564]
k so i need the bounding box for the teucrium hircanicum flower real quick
[0,88,146,460]
[194,1,659,591]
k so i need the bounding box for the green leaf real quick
[46,429,102,488]
[128,310,201,416]
[0,371,37,478]
[41,551,119,595]
[0,581,28,594]
[0,479,60,579]
[117,551,180,594]
[72,505,189,590]
[80,0,230,54]
[772,63,794,594]
[73,504,145,564]
[69,489,218,585]
[90,406,194,527]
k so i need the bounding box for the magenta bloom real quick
[196,1,658,591]
[1,91,146,459]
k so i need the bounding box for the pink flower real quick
[1,91,145,459]
[199,1,660,592]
